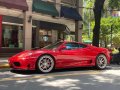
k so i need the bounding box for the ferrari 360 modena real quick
[9,41,111,73]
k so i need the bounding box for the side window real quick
[65,43,79,50]
[72,43,79,49]
[79,44,87,48]
[65,43,72,50]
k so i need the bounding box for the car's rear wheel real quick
[37,55,55,73]
[96,54,108,70]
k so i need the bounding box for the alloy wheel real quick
[37,55,54,73]
[96,54,107,69]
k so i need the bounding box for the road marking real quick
[0,70,101,82]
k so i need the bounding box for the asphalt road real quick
[0,65,120,90]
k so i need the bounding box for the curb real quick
[0,64,10,69]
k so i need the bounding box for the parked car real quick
[8,41,111,73]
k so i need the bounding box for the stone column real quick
[35,22,40,48]
[52,30,57,43]
[23,0,32,50]
[55,0,61,16]
[0,15,2,48]
[75,0,83,42]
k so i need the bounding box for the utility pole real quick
[111,24,113,47]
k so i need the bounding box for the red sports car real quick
[9,41,111,73]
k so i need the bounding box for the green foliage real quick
[83,0,120,47]
[100,17,120,47]
[108,0,120,9]
[90,17,120,47]
[83,0,95,24]
[101,17,120,33]
[83,0,95,42]
[112,32,120,48]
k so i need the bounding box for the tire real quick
[96,54,108,70]
[37,55,55,73]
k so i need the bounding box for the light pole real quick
[110,24,113,48]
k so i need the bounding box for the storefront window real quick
[58,31,64,40]
[2,24,23,48]
[39,30,52,48]
[65,35,75,41]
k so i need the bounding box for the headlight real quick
[18,52,33,58]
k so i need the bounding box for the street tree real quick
[92,0,105,47]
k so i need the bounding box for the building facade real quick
[0,0,83,57]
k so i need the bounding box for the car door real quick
[77,43,95,66]
[57,42,80,67]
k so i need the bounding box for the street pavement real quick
[0,65,120,90]
[0,58,9,69]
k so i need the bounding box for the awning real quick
[61,6,82,21]
[0,0,28,11]
[39,21,66,31]
[39,21,70,34]
[33,20,70,34]
[32,0,59,16]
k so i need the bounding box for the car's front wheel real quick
[96,54,108,70]
[37,55,55,73]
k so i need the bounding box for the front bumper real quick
[9,57,35,70]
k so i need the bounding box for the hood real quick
[33,49,54,54]
[10,50,33,58]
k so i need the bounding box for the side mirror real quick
[59,46,66,51]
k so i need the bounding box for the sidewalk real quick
[0,58,9,69]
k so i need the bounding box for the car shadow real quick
[10,66,112,75]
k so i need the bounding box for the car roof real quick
[61,41,87,45]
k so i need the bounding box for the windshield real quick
[42,42,63,50]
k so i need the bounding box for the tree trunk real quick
[92,0,105,47]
